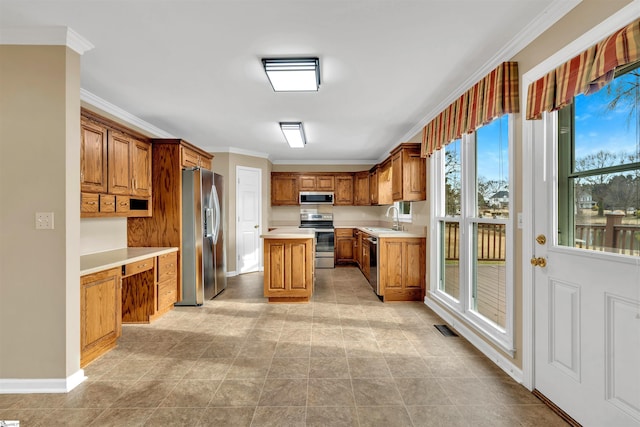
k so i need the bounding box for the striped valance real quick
[421,62,519,157]
[526,19,640,120]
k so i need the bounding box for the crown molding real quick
[0,26,94,55]
[80,89,175,138]
[271,158,377,166]
[207,146,271,159]
[397,0,582,144]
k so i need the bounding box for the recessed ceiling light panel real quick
[280,122,306,148]
[262,58,320,92]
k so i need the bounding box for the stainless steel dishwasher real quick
[367,236,379,295]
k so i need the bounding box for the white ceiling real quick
[1,0,574,164]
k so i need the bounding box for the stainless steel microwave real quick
[299,191,334,205]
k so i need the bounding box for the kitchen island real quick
[261,228,315,303]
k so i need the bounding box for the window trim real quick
[429,115,515,355]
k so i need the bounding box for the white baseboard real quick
[424,298,524,383]
[0,369,86,394]
[226,270,238,277]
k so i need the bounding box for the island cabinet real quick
[379,237,426,302]
[334,174,354,205]
[390,143,426,202]
[271,173,299,205]
[354,171,370,205]
[335,228,356,264]
[80,267,122,368]
[80,111,152,218]
[263,237,314,303]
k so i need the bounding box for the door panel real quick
[532,115,640,426]
[237,166,261,274]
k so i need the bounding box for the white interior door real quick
[532,115,640,427]
[236,166,261,274]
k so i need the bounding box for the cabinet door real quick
[403,151,426,201]
[334,175,354,205]
[130,139,152,197]
[108,132,132,195]
[354,172,370,205]
[271,174,299,205]
[316,175,335,191]
[378,161,393,205]
[181,146,200,168]
[381,240,404,291]
[391,151,403,200]
[299,175,316,191]
[80,120,108,193]
[369,170,379,205]
[80,268,121,367]
[335,235,355,263]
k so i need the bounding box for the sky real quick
[574,72,640,163]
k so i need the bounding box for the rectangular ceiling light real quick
[262,58,320,92]
[280,122,306,148]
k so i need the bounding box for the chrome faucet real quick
[385,205,402,231]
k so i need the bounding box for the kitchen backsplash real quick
[80,217,127,255]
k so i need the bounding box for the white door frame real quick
[235,165,262,274]
[521,1,640,390]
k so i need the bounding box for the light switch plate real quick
[35,212,54,229]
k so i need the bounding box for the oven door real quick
[315,229,335,269]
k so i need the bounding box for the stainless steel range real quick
[299,212,334,269]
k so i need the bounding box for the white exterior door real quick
[530,114,640,427]
[236,166,261,274]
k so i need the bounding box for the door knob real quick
[254,225,259,229]
[536,234,547,245]
[530,257,547,267]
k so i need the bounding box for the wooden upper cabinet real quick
[390,143,426,202]
[377,160,394,205]
[299,174,335,191]
[80,119,108,193]
[131,139,152,197]
[334,174,354,206]
[354,171,370,206]
[181,145,212,169]
[271,173,299,205]
[108,131,133,195]
[369,167,379,205]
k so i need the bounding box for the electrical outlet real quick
[35,212,54,230]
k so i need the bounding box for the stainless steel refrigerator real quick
[177,168,226,306]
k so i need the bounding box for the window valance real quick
[526,19,640,120]
[421,62,519,157]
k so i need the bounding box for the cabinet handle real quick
[104,202,114,205]
[87,201,97,205]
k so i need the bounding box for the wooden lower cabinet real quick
[335,228,355,264]
[379,237,426,302]
[264,238,314,303]
[121,253,178,323]
[80,268,122,368]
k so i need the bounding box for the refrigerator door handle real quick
[212,185,221,244]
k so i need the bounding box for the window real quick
[558,63,640,257]
[432,115,513,352]
[393,201,412,222]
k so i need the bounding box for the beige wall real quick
[211,152,271,274]
[0,45,81,379]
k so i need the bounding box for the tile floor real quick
[0,267,568,426]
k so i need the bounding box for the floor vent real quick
[434,324,458,337]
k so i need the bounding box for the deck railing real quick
[575,213,640,256]
[444,222,506,261]
[445,217,640,260]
